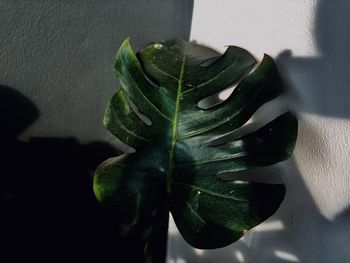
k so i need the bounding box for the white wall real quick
[2,1,349,262]
[167,0,350,262]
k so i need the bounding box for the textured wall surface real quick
[0,0,193,146]
[167,0,350,262]
[0,1,193,261]
[2,1,350,262]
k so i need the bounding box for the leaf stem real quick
[144,206,169,263]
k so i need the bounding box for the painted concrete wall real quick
[167,0,350,262]
[0,0,193,147]
[0,1,193,261]
[2,0,350,262]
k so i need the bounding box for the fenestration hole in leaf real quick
[199,55,221,67]
[217,169,284,184]
[197,85,237,109]
[126,96,152,126]
[136,52,161,88]
[209,100,289,146]
[112,136,136,153]
[207,116,256,146]
[197,59,257,110]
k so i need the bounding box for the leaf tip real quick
[122,37,131,46]
[93,172,103,203]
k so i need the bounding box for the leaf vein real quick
[173,181,246,202]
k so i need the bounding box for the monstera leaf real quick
[94,38,298,249]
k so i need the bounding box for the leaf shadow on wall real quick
[166,114,339,263]
[0,86,153,262]
[167,111,350,262]
[168,1,350,262]
[168,161,350,263]
[278,0,350,119]
[262,1,350,260]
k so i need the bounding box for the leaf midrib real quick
[166,48,187,194]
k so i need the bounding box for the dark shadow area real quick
[168,160,350,262]
[222,1,350,261]
[264,1,350,260]
[276,1,350,119]
[0,1,194,262]
[168,1,350,261]
[0,85,149,261]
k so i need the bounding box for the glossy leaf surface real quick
[94,38,298,249]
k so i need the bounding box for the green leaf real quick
[94,38,298,249]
